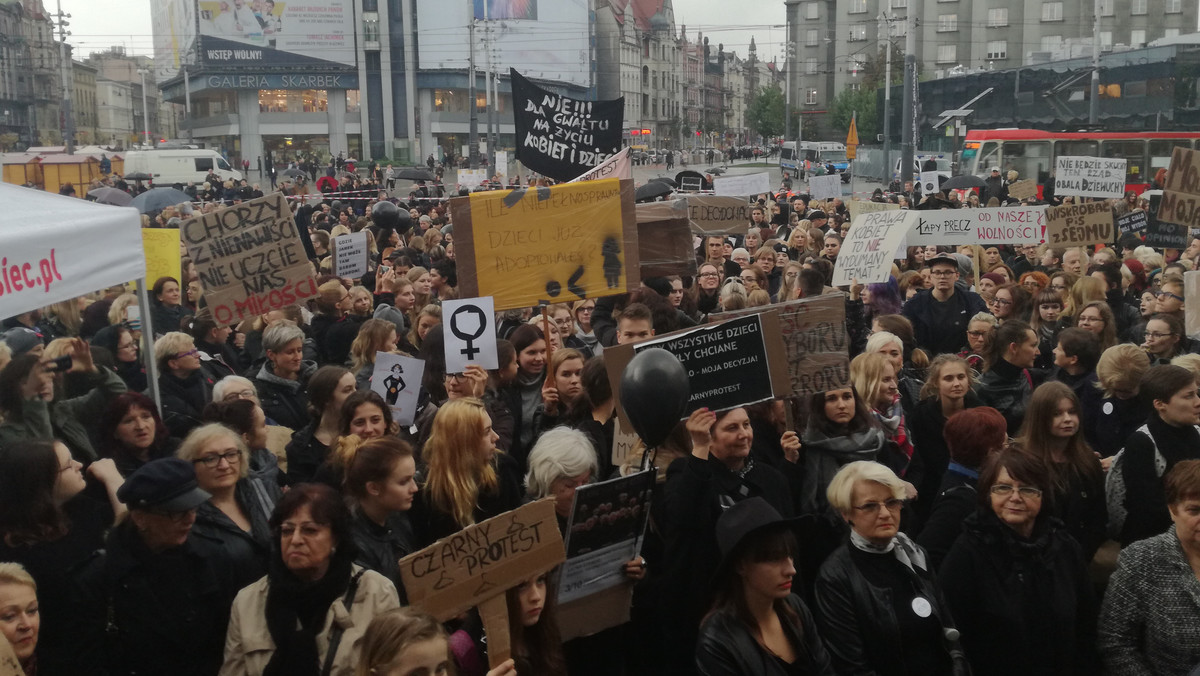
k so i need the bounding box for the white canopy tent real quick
[0,183,162,407]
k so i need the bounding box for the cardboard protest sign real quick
[611,416,642,469]
[450,178,639,311]
[180,193,317,327]
[1186,271,1200,340]
[832,209,911,286]
[570,147,632,183]
[1161,147,1200,229]
[369,352,424,426]
[634,201,697,278]
[908,207,1045,246]
[919,171,940,195]
[604,312,790,420]
[808,174,842,201]
[511,68,624,183]
[141,227,182,289]
[458,168,487,189]
[681,196,754,235]
[332,231,368,278]
[712,294,850,397]
[1055,156,1127,198]
[1116,210,1149,237]
[556,470,655,640]
[713,172,771,197]
[1007,179,1039,201]
[846,199,901,222]
[1144,218,1188,250]
[399,499,565,668]
[442,296,499,373]
[1045,201,1115,247]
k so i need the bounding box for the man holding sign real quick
[902,253,988,356]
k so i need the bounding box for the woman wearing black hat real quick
[73,457,236,676]
[697,496,834,675]
[813,461,967,676]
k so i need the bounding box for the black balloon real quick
[371,200,411,235]
[619,347,690,448]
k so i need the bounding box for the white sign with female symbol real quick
[443,296,499,373]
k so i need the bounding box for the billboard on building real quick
[151,0,199,81]
[419,0,588,89]
[196,0,357,69]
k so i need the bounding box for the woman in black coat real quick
[939,446,1099,676]
[153,332,216,438]
[148,276,194,337]
[978,320,1042,435]
[907,354,982,521]
[814,461,966,676]
[251,320,318,431]
[90,325,148,392]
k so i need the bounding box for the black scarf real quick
[262,549,354,676]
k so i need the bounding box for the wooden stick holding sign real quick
[398,499,566,670]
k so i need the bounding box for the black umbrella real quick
[674,170,710,191]
[131,187,193,214]
[635,181,673,202]
[940,174,987,190]
[649,176,678,188]
[124,172,152,181]
[396,167,436,181]
[87,187,133,206]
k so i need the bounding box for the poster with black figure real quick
[510,68,624,182]
[370,352,425,425]
[442,296,499,374]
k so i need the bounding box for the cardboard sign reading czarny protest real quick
[832,209,911,286]
[399,499,565,669]
[713,172,771,197]
[711,294,850,397]
[1045,201,1115,247]
[681,196,755,234]
[908,207,1045,246]
[1161,146,1200,229]
[450,178,639,311]
[181,193,317,327]
[1055,156,1127,199]
[604,313,790,418]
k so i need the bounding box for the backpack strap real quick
[320,569,365,676]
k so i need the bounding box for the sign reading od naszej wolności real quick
[510,68,624,183]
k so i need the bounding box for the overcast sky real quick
[61,0,786,63]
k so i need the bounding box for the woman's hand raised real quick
[686,408,716,459]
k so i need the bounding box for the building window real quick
[362,17,379,42]
[805,88,818,105]
[849,82,861,91]
[848,0,867,12]
[346,90,360,113]
[891,0,906,8]
[849,25,866,41]
[1131,0,1147,14]
[1099,0,1113,16]
[937,44,957,63]
[986,40,1007,59]
[1165,27,1181,38]
[1167,0,1182,12]
[1099,31,1113,48]
[805,2,818,19]
[806,29,819,46]
[1041,35,1062,51]
[1130,29,1146,46]
[988,8,1008,26]
[1042,2,1062,21]
[937,14,958,31]
[805,57,818,74]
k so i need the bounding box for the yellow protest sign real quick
[451,178,640,311]
[141,228,181,287]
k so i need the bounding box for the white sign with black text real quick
[332,231,369,278]
[919,171,940,195]
[713,172,771,197]
[808,174,842,201]
[370,352,425,426]
[443,296,499,373]
[1054,156,1127,198]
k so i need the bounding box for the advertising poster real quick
[197,0,357,69]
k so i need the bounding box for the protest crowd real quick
[3,146,1200,676]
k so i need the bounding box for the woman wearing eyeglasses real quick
[939,446,1100,676]
[178,423,281,591]
[90,324,148,392]
[1074,301,1118,352]
[1153,275,1185,320]
[1142,313,1188,364]
[154,331,216,439]
[694,263,724,316]
[814,461,967,676]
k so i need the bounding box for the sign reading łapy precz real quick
[511,68,624,183]
[631,314,780,414]
[1055,156,1127,199]
[832,209,911,286]
[908,207,1045,246]
[1045,201,1115,247]
[182,193,318,327]
[1161,146,1200,229]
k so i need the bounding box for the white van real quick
[124,149,243,186]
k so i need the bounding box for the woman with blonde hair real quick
[407,266,433,309]
[850,352,914,478]
[107,293,140,331]
[349,319,400,389]
[357,608,516,676]
[40,298,84,340]
[410,398,522,545]
[0,562,40,676]
[777,260,804,301]
[1094,343,1153,461]
[1063,276,1106,322]
[401,304,441,355]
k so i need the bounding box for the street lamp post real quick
[138,68,151,147]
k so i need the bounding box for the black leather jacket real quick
[349,510,416,596]
[696,595,835,676]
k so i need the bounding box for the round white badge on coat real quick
[1103,401,1114,415]
[911,596,932,618]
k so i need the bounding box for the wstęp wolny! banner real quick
[511,68,624,183]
